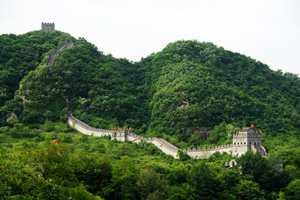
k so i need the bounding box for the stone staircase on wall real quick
[46,41,74,66]
[250,144,267,156]
[256,144,267,156]
[250,145,257,153]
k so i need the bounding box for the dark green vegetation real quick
[0,30,300,199]
[1,123,300,199]
[0,31,74,106]
[141,41,300,146]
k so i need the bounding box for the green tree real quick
[111,156,139,200]
[0,148,42,197]
[73,151,112,195]
[137,168,169,200]
[187,162,230,199]
[27,138,77,186]
[235,179,265,200]
[167,183,198,200]
[284,179,300,200]
[237,151,291,192]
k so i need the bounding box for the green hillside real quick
[139,40,300,146]
[0,30,300,200]
[1,31,144,128]
[0,31,75,106]
[1,33,300,147]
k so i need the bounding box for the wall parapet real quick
[127,133,179,152]
[69,113,129,134]
[233,133,261,138]
[182,144,233,152]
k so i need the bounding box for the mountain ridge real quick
[1,31,299,149]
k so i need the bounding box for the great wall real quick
[44,25,267,159]
[68,112,267,159]
[46,41,74,66]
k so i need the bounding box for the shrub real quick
[57,133,73,143]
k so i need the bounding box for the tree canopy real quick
[0,30,299,199]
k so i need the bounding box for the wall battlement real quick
[42,22,54,25]
[182,144,233,152]
[68,113,131,134]
[233,133,261,138]
[67,112,267,159]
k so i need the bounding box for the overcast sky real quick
[1,0,299,75]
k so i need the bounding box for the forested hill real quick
[139,41,300,146]
[0,31,75,106]
[1,31,300,148]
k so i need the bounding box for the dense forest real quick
[0,30,300,199]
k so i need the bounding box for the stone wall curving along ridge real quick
[67,112,267,159]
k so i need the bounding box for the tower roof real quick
[240,127,252,132]
[234,127,260,138]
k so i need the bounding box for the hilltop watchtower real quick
[42,22,55,31]
[233,127,266,156]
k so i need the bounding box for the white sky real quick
[1,0,299,76]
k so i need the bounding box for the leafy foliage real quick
[139,40,300,146]
[1,33,299,148]
[0,30,300,199]
[0,121,299,199]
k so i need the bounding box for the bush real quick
[54,122,69,133]
[21,110,44,124]
[21,142,34,149]
[0,126,9,134]
[0,143,13,148]
[79,135,89,143]
[177,150,190,161]
[90,143,106,153]
[40,120,55,132]
[0,134,7,143]
[57,133,73,143]
[47,132,58,140]
[9,127,21,138]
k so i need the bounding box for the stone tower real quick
[41,22,55,31]
[233,127,266,156]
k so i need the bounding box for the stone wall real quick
[181,144,234,158]
[68,113,113,137]
[67,113,267,159]
[67,113,180,158]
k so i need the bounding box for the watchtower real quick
[233,127,263,155]
[41,22,55,31]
